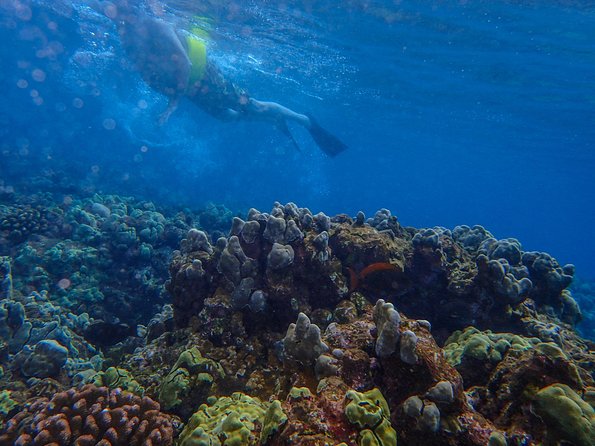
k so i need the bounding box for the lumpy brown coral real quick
[0,384,174,445]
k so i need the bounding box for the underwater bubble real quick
[63,196,73,206]
[91,165,100,174]
[104,3,118,19]
[137,99,148,109]
[47,21,57,31]
[32,68,46,82]
[133,154,143,163]
[30,89,39,98]
[57,278,71,289]
[33,96,43,106]
[15,4,32,21]
[72,97,84,109]
[241,25,252,37]
[102,118,116,130]
[16,79,28,89]
[36,41,64,59]
[140,145,148,153]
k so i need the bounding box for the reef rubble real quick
[1,196,593,445]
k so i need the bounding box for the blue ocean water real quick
[0,0,594,280]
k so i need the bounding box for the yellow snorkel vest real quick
[186,28,208,84]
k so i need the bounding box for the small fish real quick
[348,262,404,292]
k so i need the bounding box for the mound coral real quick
[532,383,594,446]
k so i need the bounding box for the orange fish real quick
[348,262,403,292]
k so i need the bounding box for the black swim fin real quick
[306,114,348,157]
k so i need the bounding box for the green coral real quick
[345,388,397,446]
[288,387,312,400]
[88,367,144,395]
[177,392,286,446]
[488,431,507,446]
[159,347,224,410]
[260,400,287,444]
[532,383,594,446]
[444,327,541,366]
[0,390,17,429]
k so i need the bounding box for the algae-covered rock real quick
[159,347,224,411]
[532,383,594,446]
[177,392,286,446]
[345,388,397,446]
[20,339,68,378]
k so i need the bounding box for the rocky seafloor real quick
[0,192,593,446]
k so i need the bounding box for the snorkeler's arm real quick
[118,15,191,124]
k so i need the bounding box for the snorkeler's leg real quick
[247,99,347,156]
[247,99,310,126]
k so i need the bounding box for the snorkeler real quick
[108,1,347,156]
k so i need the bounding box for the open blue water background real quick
[1,1,594,278]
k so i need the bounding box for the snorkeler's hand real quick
[157,97,180,126]
[157,110,171,126]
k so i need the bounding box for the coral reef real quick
[168,202,352,334]
[0,264,101,384]
[1,196,593,446]
[572,276,595,340]
[0,204,51,242]
[1,193,228,331]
